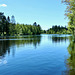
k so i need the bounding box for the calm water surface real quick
[0,34,74,75]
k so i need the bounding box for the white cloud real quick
[0,4,7,7]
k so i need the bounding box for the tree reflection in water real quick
[63,36,75,75]
[48,35,74,75]
[0,35,41,59]
[67,36,75,75]
[52,37,69,43]
[0,35,75,75]
[48,35,69,43]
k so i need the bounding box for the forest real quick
[0,12,71,36]
[0,12,41,36]
[42,25,71,34]
[47,25,69,34]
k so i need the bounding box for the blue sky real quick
[0,0,68,30]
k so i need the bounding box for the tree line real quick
[46,25,69,34]
[41,25,71,34]
[0,12,41,36]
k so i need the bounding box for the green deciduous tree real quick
[62,0,75,37]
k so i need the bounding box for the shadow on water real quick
[62,36,75,75]
[0,35,41,58]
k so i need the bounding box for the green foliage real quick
[0,12,41,36]
[62,0,75,36]
[46,25,69,34]
[41,30,46,34]
[7,23,41,36]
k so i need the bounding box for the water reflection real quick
[48,35,69,43]
[66,36,75,75]
[0,35,70,58]
[0,34,73,75]
[52,37,68,43]
[0,36,41,58]
[62,36,75,75]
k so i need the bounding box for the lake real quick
[0,34,74,75]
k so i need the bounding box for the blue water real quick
[0,34,71,75]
